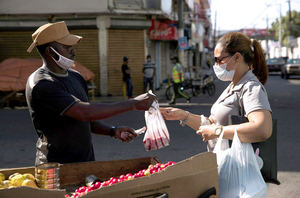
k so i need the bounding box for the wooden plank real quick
[59,157,157,186]
[0,157,158,187]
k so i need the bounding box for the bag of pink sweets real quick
[142,91,170,151]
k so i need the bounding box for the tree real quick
[270,10,300,47]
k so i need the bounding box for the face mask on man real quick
[213,56,235,81]
[50,47,74,70]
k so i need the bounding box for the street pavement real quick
[0,74,299,197]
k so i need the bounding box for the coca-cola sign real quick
[148,20,178,40]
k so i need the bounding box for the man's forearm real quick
[66,100,136,122]
[90,121,112,136]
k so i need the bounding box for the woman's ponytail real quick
[252,39,268,85]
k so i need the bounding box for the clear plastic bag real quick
[143,93,170,151]
[213,128,267,198]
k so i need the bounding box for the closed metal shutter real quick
[107,29,145,96]
[0,31,40,60]
[0,29,100,94]
[70,29,100,95]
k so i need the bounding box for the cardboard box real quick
[0,152,218,198]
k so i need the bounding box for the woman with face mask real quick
[160,32,272,150]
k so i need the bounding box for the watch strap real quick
[109,126,116,137]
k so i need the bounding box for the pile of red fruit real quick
[65,161,176,198]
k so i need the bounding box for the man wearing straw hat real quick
[26,21,155,165]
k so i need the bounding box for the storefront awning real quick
[0,58,95,92]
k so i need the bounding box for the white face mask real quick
[213,57,235,81]
[50,47,74,70]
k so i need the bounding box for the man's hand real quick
[132,93,157,111]
[114,126,137,142]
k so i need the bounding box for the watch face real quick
[215,128,221,135]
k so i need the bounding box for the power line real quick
[242,5,271,29]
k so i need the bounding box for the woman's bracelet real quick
[180,111,190,127]
[200,115,210,126]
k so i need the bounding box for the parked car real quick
[266,58,285,72]
[281,59,300,79]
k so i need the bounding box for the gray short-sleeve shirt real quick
[208,70,272,151]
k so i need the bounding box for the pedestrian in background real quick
[143,55,156,92]
[169,56,191,105]
[122,56,133,98]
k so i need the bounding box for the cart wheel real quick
[198,187,216,198]
[193,86,202,96]
[182,86,193,99]
[155,193,168,198]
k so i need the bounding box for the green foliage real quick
[270,10,300,46]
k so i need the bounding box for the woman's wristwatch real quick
[215,125,223,137]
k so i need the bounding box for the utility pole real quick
[288,0,292,22]
[177,0,185,66]
[288,0,293,58]
[213,11,217,49]
[278,3,282,57]
[266,16,269,59]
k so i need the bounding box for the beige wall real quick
[0,0,107,14]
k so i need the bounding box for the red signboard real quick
[240,29,270,37]
[148,19,178,40]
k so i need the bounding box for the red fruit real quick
[117,179,123,183]
[119,175,125,179]
[109,178,117,185]
[134,172,143,178]
[88,188,93,193]
[168,161,176,166]
[126,173,133,177]
[144,170,150,176]
[94,182,101,189]
[108,181,117,186]
[109,177,115,181]
[78,186,86,193]
[100,182,107,187]
[73,194,78,198]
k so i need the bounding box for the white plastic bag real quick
[213,128,267,198]
[143,94,170,151]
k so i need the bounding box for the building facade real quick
[0,0,211,96]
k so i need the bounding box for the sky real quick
[210,0,300,31]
